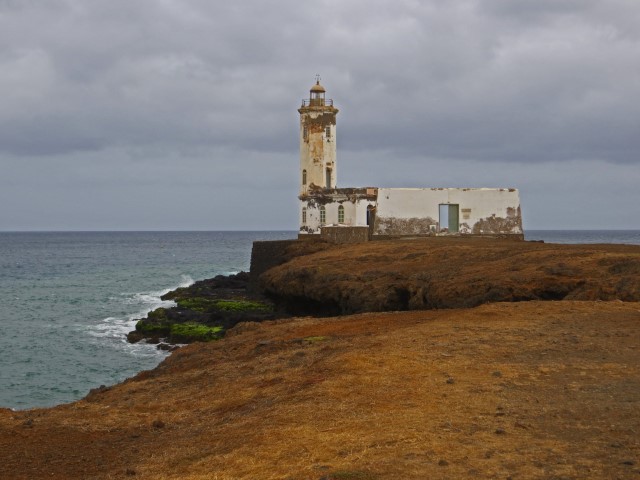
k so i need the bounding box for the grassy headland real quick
[1,238,639,479]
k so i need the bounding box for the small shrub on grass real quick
[304,336,329,343]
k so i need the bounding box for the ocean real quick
[1,229,639,410]
[0,231,295,410]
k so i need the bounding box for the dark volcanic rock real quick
[127,272,281,345]
[161,272,252,301]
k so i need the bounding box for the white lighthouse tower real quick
[298,77,339,195]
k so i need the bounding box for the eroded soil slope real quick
[260,238,640,314]
[1,301,639,479]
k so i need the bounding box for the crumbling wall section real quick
[299,106,338,193]
[375,216,438,235]
[374,188,523,237]
[300,188,377,235]
[470,206,523,235]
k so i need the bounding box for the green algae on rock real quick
[127,272,280,346]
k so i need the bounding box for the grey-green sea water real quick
[0,231,295,410]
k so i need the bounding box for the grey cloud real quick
[2,0,637,162]
[0,0,638,229]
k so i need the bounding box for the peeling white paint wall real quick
[374,188,522,235]
[300,187,522,236]
[300,192,375,234]
[299,114,337,194]
[298,82,338,196]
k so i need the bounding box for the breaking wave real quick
[86,274,195,345]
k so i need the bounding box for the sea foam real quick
[87,274,195,344]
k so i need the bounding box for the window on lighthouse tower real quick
[302,169,307,185]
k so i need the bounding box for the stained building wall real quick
[299,188,376,234]
[299,108,338,194]
[320,226,370,244]
[373,188,523,236]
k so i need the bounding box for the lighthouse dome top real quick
[310,81,326,93]
[300,77,336,108]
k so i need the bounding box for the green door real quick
[448,204,459,233]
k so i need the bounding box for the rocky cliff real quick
[260,237,640,314]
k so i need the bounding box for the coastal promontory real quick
[261,237,640,313]
[1,238,639,480]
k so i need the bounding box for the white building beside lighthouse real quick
[297,79,524,240]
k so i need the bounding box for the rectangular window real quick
[320,207,326,225]
[302,208,307,224]
[325,126,331,138]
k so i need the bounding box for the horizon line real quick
[1,228,639,233]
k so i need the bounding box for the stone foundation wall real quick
[248,240,300,292]
[320,226,370,244]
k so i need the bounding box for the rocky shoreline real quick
[128,237,640,349]
[126,271,283,347]
[124,238,334,347]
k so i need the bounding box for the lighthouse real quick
[295,78,523,239]
[298,77,339,195]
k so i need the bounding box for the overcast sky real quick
[1,0,639,231]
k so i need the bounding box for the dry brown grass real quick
[1,301,639,479]
[261,238,640,312]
